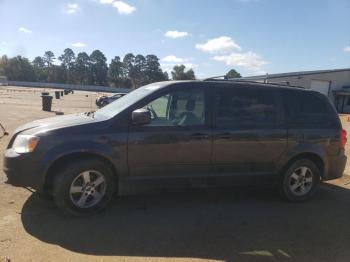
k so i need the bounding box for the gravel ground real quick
[1,86,350,262]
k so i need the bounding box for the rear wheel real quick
[281,159,320,201]
[53,159,115,216]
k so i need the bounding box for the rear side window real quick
[285,91,335,128]
[214,87,277,128]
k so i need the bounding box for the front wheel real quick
[53,159,115,216]
[281,159,320,202]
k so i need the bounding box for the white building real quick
[241,68,350,113]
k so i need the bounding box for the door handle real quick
[216,133,233,139]
[190,133,210,139]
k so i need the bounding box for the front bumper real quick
[3,148,45,191]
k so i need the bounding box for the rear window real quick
[285,90,335,128]
[214,87,277,128]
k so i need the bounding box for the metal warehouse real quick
[241,68,350,113]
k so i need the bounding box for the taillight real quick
[340,129,347,149]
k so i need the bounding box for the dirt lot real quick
[1,86,350,262]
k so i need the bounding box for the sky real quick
[0,0,350,78]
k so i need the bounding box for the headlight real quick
[12,135,40,153]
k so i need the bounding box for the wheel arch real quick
[43,152,118,194]
[279,152,325,179]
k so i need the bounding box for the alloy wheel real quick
[69,170,106,208]
[288,166,314,196]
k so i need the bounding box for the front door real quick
[128,86,212,178]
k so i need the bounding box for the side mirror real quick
[132,109,151,125]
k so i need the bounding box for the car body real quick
[96,93,127,108]
[3,80,347,215]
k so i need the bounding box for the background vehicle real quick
[4,80,347,215]
[96,93,127,108]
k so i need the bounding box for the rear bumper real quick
[324,154,347,181]
[3,148,45,191]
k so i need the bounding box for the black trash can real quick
[64,90,69,95]
[55,91,60,99]
[61,91,64,96]
[41,95,53,112]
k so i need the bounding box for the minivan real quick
[4,80,347,215]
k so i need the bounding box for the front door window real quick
[143,89,205,126]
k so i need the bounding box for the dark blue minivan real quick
[4,80,347,215]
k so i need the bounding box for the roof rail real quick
[203,75,229,81]
[203,76,304,89]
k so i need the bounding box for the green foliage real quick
[108,56,123,88]
[42,51,55,82]
[0,50,194,88]
[163,71,169,81]
[171,65,196,80]
[90,50,108,86]
[59,48,75,69]
[32,56,47,81]
[225,69,241,79]
[0,55,36,81]
[122,53,136,88]
[58,48,76,83]
[75,52,91,84]
[145,55,167,84]
[43,51,55,67]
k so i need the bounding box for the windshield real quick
[95,83,166,118]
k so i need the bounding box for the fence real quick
[0,76,8,86]
[7,81,130,93]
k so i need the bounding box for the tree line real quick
[0,48,241,89]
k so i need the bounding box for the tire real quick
[280,159,321,202]
[53,159,115,216]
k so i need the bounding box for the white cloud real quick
[196,36,241,54]
[113,1,136,14]
[344,46,350,52]
[196,36,268,73]
[164,30,189,39]
[161,55,196,72]
[162,55,188,63]
[66,42,86,48]
[18,27,32,34]
[213,51,268,74]
[161,58,198,73]
[97,0,135,15]
[182,63,197,69]
[65,3,79,14]
[99,0,114,4]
